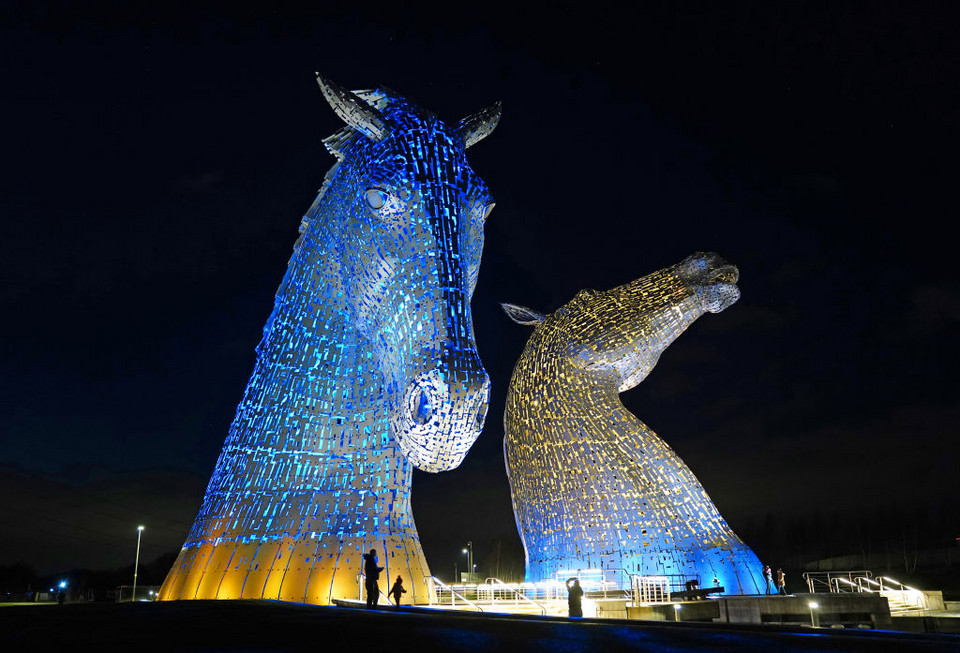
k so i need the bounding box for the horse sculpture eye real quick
[365,188,387,210]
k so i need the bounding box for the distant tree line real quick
[0,550,178,602]
[737,498,960,595]
[5,499,957,601]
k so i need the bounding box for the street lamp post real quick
[132,525,144,602]
[808,601,818,627]
[461,541,473,580]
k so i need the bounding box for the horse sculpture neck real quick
[161,175,424,606]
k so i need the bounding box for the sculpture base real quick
[159,532,432,606]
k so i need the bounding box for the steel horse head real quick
[159,77,499,605]
[502,253,765,594]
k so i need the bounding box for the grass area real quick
[0,601,59,607]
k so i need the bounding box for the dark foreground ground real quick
[2,601,958,652]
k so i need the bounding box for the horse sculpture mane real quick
[502,252,764,594]
[159,77,499,605]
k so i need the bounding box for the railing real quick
[596,568,634,598]
[356,573,392,605]
[425,576,484,612]
[854,576,879,593]
[552,568,697,597]
[802,570,873,594]
[631,575,672,605]
[523,579,569,601]
[415,572,725,613]
[873,576,927,615]
[629,573,703,603]
[875,575,917,592]
[801,570,929,615]
[481,578,547,615]
[554,567,634,597]
[880,589,927,614]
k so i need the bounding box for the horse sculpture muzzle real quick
[390,348,490,472]
[677,252,741,314]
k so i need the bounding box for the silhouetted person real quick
[363,548,384,609]
[763,565,774,595]
[566,577,583,618]
[389,575,406,608]
[57,589,65,605]
[776,568,787,595]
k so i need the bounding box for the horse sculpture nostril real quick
[475,401,488,429]
[413,387,433,425]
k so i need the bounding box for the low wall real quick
[593,599,629,620]
[921,590,946,611]
[890,616,960,634]
[625,593,891,628]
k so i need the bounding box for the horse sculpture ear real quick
[501,303,546,326]
[316,73,388,142]
[456,102,502,148]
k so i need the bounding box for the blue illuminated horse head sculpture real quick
[159,76,499,605]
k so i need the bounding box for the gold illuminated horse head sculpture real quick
[159,76,499,605]
[502,252,765,594]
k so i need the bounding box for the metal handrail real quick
[484,578,547,615]
[598,568,635,598]
[356,573,392,605]
[878,576,917,592]
[630,575,672,605]
[834,577,860,592]
[855,576,881,592]
[425,576,483,612]
[801,570,927,615]
[802,570,872,593]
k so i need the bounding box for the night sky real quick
[3,3,958,581]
